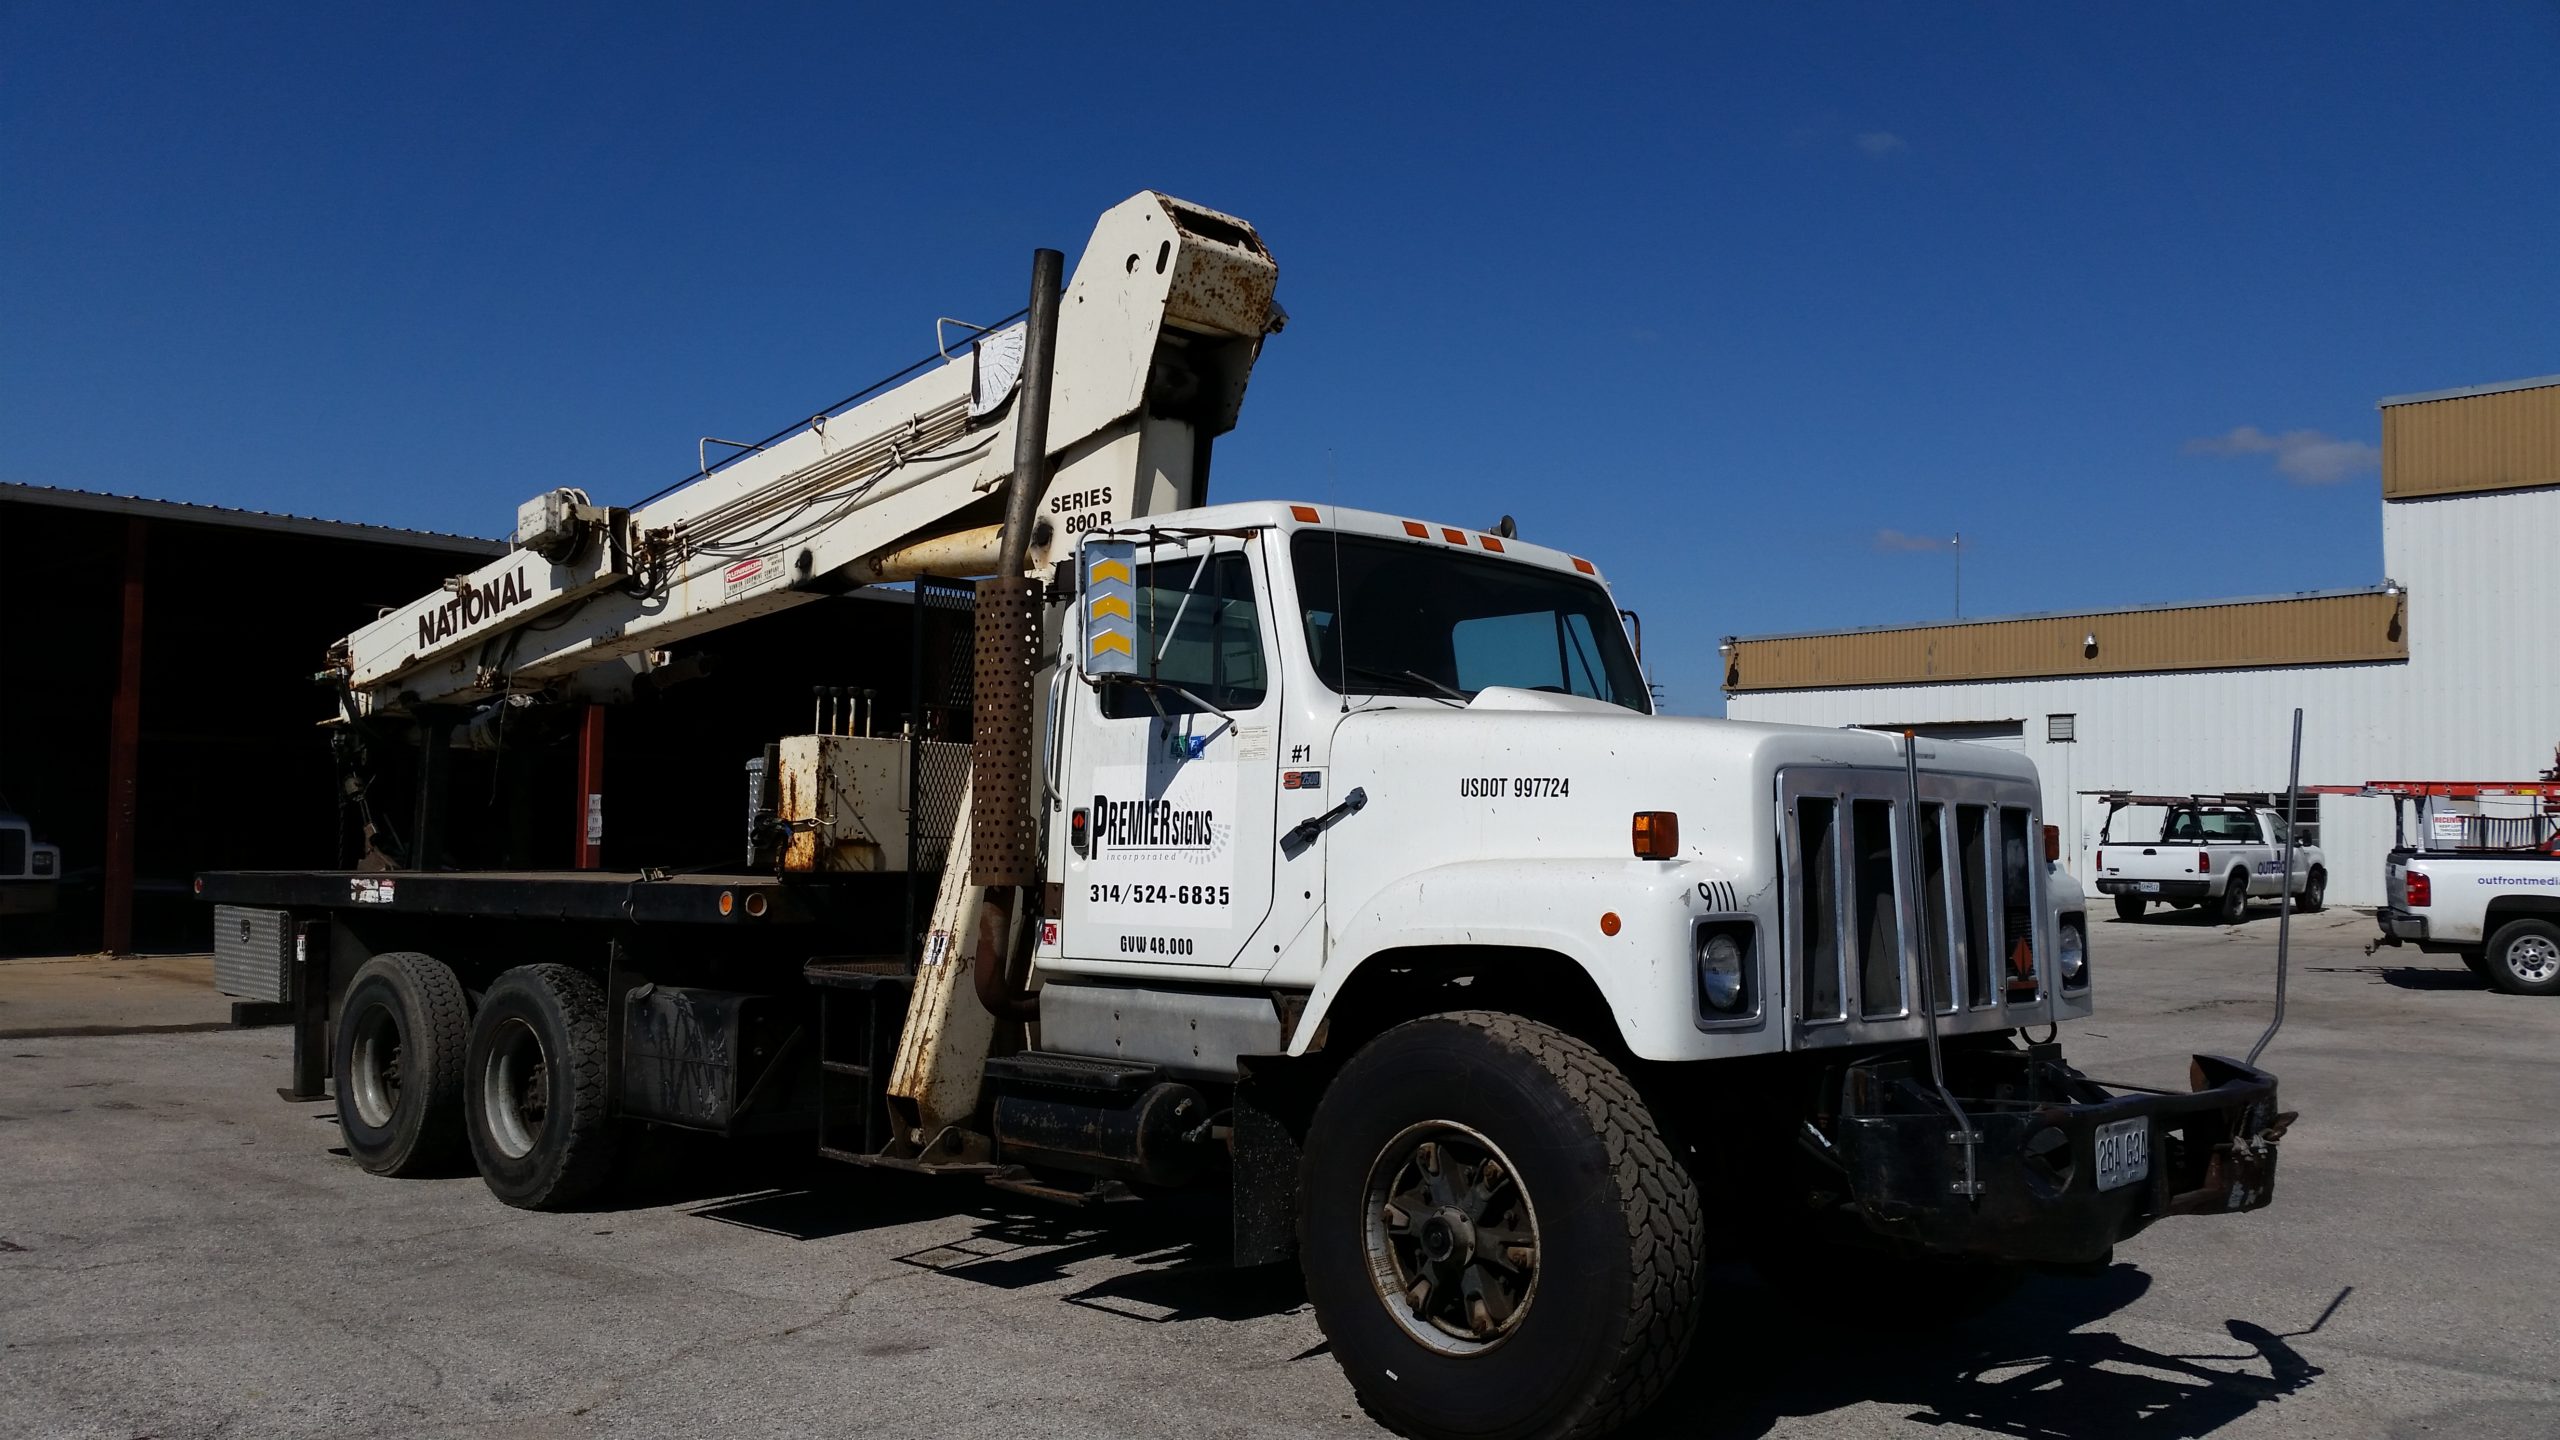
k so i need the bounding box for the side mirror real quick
[1077,539,1138,682]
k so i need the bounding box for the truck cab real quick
[1039,501,2100,1063]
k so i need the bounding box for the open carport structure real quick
[0,483,498,953]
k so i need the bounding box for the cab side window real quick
[1101,551,1268,719]
[2197,810,2262,844]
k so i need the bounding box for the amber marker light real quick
[1599,911,1622,936]
[1401,520,1429,537]
[1290,504,1322,523]
[1570,557,1596,575]
[717,890,735,916]
[1632,811,1680,859]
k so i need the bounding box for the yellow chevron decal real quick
[1089,631,1133,657]
[1089,593,1132,621]
[1088,558,1132,585]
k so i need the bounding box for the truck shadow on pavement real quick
[2304,961,2483,992]
[1630,1266,2330,1440]
[655,1153,2329,1435]
[887,1187,1310,1325]
[678,1162,1312,1325]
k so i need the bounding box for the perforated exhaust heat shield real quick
[970,575,1043,886]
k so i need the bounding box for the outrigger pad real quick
[1831,1048,2289,1267]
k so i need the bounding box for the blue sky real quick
[6,4,2554,713]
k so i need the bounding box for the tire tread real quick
[1320,1011,1701,1439]
[482,963,619,1209]
[343,951,470,1175]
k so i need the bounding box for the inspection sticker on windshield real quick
[2094,1117,2150,1192]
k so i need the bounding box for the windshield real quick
[1290,532,1649,712]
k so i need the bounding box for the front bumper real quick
[2096,878,2212,900]
[1830,1047,2289,1266]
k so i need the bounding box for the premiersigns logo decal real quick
[1089,794,1220,855]
[417,565,535,648]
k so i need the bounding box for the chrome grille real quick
[1778,766,2051,1045]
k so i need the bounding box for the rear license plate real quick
[2135,881,2161,893]
[2095,1117,2150,1192]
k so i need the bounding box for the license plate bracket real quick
[2094,1116,2151,1192]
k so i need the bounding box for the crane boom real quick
[336,191,1281,717]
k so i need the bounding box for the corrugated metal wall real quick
[2382,381,2560,500]
[1723,591,2406,691]
[1729,486,2560,908]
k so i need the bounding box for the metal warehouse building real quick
[1723,373,2560,907]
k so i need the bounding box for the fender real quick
[1293,857,1751,1063]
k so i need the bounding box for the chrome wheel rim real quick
[1362,1121,1541,1355]
[2509,935,2560,985]
[481,1017,548,1160]
[348,1002,402,1128]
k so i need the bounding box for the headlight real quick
[1697,929,1748,1013]
[2058,920,2087,987]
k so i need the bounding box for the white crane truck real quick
[201,192,2288,1440]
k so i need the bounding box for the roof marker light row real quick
[1292,505,1596,576]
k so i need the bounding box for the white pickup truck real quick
[2370,796,2560,995]
[0,807,64,921]
[2093,796,2326,925]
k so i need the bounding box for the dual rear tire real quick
[332,955,618,1209]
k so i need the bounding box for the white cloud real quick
[2183,425,2380,485]
[1855,131,1908,158]
[1873,527,1949,553]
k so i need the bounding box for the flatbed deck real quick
[197,868,897,927]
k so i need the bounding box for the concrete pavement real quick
[0,953,237,1038]
[2,908,2554,1438]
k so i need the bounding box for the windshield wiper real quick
[1342,663,1468,705]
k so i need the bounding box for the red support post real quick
[575,704,605,869]
[103,517,148,954]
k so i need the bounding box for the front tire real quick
[2298,868,2327,913]
[2113,895,2145,923]
[464,964,621,1209]
[2483,919,2560,997]
[2217,871,2251,924]
[1299,1012,1701,1440]
[334,952,471,1176]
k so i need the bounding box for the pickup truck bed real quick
[2378,847,2560,995]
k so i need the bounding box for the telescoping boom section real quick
[335,191,1282,718]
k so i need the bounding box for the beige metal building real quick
[1724,373,2560,907]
